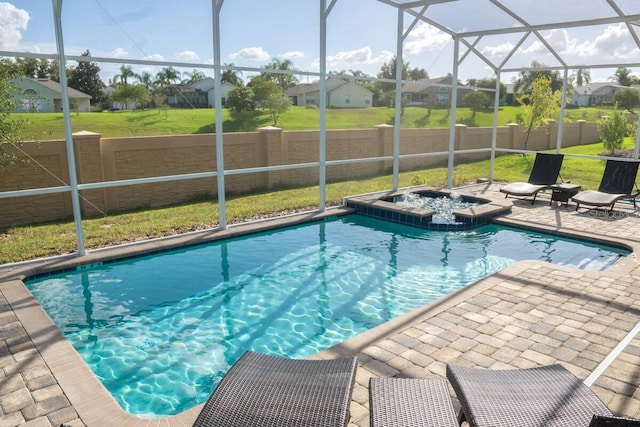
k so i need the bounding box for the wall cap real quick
[73,130,101,137]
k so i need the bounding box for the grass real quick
[1,134,634,265]
[13,105,616,139]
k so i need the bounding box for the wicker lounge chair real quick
[589,414,640,426]
[446,364,613,427]
[193,350,357,427]
[500,153,564,204]
[572,159,640,212]
[369,377,458,427]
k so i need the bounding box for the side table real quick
[550,183,581,207]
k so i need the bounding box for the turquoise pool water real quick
[25,215,627,417]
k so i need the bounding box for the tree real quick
[0,57,60,80]
[517,76,562,150]
[0,70,26,167]
[262,94,291,126]
[463,90,490,118]
[571,67,591,87]
[226,86,256,112]
[109,84,148,110]
[135,71,155,92]
[14,57,39,78]
[182,69,206,84]
[408,67,428,81]
[114,64,135,86]
[261,58,298,91]
[221,63,243,86]
[610,67,633,86]
[67,50,107,107]
[155,67,180,87]
[247,75,281,105]
[469,77,507,102]
[612,88,640,112]
[512,60,563,95]
[598,106,631,154]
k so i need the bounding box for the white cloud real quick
[516,25,638,63]
[482,42,515,57]
[110,47,129,58]
[0,2,30,50]
[229,47,270,61]
[307,46,393,73]
[325,46,394,68]
[574,23,637,60]
[404,23,451,55]
[176,50,199,60]
[280,51,305,60]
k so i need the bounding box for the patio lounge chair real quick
[192,350,357,427]
[572,159,640,212]
[589,415,640,426]
[500,153,565,204]
[446,364,613,427]
[369,377,459,427]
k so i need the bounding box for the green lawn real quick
[14,105,616,140]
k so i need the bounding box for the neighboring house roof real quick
[17,78,92,99]
[284,77,373,96]
[284,83,318,96]
[401,76,456,93]
[575,82,627,95]
[164,79,235,93]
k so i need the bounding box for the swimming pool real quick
[25,215,627,417]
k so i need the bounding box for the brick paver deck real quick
[1,183,640,426]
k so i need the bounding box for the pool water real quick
[25,215,627,417]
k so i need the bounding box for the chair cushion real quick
[447,364,612,427]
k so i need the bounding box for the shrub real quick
[597,106,631,154]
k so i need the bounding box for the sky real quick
[1,0,640,86]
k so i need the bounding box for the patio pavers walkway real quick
[1,183,640,426]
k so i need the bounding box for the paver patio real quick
[1,182,640,426]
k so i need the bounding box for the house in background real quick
[401,75,469,107]
[163,78,235,108]
[10,78,91,113]
[190,77,235,108]
[285,77,373,108]
[570,83,629,107]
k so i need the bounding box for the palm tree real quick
[155,66,181,88]
[262,58,298,91]
[114,64,135,86]
[182,69,206,84]
[221,63,243,86]
[512,60,563,94]
[135,71,155,91]
[610,67,632,86]
[572,67,591,87]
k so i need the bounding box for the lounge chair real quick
[572,159,640,212]
[500,153,564,204]
[446,364,613,427]
[192,350,357,427]
[589,415,640,426]
[369,377,458,427]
